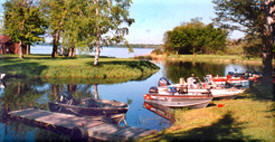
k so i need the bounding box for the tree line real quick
[162,0,274,83]
[163,18,228,55]
[2,0,134,66]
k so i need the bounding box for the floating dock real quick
[8,108,156,141]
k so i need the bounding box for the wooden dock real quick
[8,108,156,141]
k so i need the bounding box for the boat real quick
[210,88,245,99]
[156,77,245,99]
[48,101,126,124]
[49,98,129,116]
[205,73,253,87]
[144,91,213,109]
[48,92,129,117]
[143,102,174,121]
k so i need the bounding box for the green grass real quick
[139,83,274,142]
[0,54,159,84]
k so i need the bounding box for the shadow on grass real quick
[86,60,159,80]
[0,62,48,77]
[150,112,260,142]
[240,82,273,101]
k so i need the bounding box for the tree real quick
[163,18,228,55]
[87,0,134,66]
[40,0,67,58]
[212,0,274,83]
[3,0,46,58]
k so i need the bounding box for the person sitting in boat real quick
[187,74,199,89]
[58,91,76,105]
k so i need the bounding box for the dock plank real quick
[8,108,156,141]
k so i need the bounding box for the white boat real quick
[155,77,245,99]
[210,88,245,99]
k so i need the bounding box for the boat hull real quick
[48,101,128,116]
[144,94,213,109]
[210,88,245,99]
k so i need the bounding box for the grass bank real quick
[0,54,159,84]
[139,83,274,141]
[138,54,275,65]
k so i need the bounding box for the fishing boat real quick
[205,74,252,87]
[144,86,213,109]
[156,77,245,99]
[49,98,129,116]
[48,91,129,117]
[143,102,174,121]
[49,100,126,124]
[210,88,245,99]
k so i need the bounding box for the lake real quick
[31,45,154,58]
[0,47,261,141]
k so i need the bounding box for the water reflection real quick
[163,61,261,83]
[0,61,261,141]
[143,102,175,122]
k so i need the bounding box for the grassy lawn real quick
[0,54,159,84]
[139,83,274,142]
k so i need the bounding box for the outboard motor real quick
[58,91,75,105]
[158,77,171,87]
[149,86,158,93]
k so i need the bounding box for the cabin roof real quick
[0,35,11,44]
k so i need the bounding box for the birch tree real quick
[88,0,134,66]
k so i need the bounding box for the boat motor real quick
[149,86,158,93]
[58,91,76,105]
[158,77,171,87]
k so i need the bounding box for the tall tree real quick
[212,0,274,83]
[87,0,134,66]
[40,0,67,58]
[3,0,46,58]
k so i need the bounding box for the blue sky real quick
[0,0,243,44]
[127,0,217,44]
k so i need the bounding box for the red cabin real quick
[0,35,25,55]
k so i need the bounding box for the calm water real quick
[0,47,261,141]
[31,45,153,58]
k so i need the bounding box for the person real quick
[187,74,197,88]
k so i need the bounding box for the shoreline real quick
[139,82,274,141]
[136,54,275,65]
[0,54,160,84]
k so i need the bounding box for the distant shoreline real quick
[34,43,161,49]
[136,54,275,65]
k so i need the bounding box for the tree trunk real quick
[72,47,76,57]
[93,84,99,99]
[51,32,59,58]
[262,0,274,83]
[18,41,24,59]
[68,46,76,57]
[26,44,30,55]
[93,0,100,66]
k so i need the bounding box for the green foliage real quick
[212,0,265,36]
[40,0,134,57]
[164,18,228,54]
[3,0,47,46]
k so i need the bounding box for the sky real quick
[0,0,244,44]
